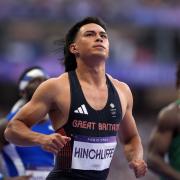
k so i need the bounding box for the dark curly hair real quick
[63,16,107,72]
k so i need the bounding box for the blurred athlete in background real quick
[147,62,180,180]
[0,67,54,180]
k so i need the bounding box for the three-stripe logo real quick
[74,104,88,115]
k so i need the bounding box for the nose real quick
[95,34,103,42]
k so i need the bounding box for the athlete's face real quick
[70,23,109,61]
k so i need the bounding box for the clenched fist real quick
[129,159,147,178]
[40,133,71,155]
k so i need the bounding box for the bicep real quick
[10,85,52,127]
[117,82,139,143]
[14,101,48,127]
[149,128,173,156]
[118,109,139,144]
[149,109,175,156]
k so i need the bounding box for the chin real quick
[92,53,108,59]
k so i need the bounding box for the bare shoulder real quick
[38,73,69,92]
[106,74,132,95]
[157,102,178,130]
[31,72,69,101]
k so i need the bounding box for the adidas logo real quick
[74,104,88,115]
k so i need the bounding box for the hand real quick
[129,159,147,178]
[40,133,71,155]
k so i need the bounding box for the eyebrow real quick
[84,30,107,35]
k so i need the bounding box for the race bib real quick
[72,136,117,171]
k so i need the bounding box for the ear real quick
[69,43,79,54]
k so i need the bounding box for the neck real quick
[76,58,106,87]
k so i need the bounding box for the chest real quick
[81,85,108,111]
[70,81,122,124]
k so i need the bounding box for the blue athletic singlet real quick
[47,71,122,180]
[1,99,54,179]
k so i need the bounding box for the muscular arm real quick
[4,81,52,146]
[118,84,143,163]
[116,82,147,178]
[4,78,71,154]
[118,111,143,163]
[147,107,180,180]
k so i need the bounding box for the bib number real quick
[72,136,117,170]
